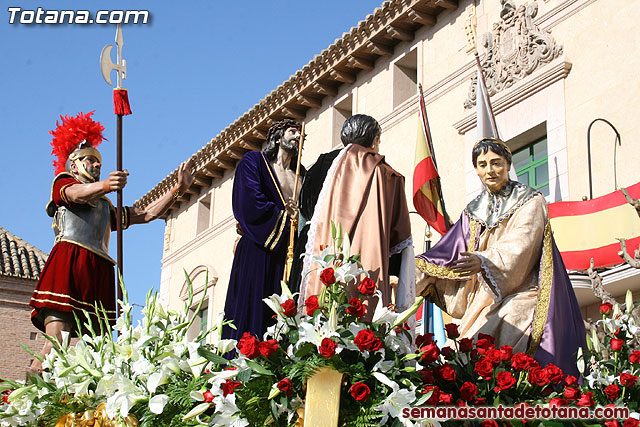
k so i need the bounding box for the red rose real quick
[319,268,336,286]
[564,386,580,400]
[474,358,494,380]
[620,372,638,387]
[277,378,293,396]
[576,391,594,407]
[528,367,550,386]
[357,277,376,295]
[439,392,453,406]
[564,375,578,386]
[419,369,434,384]
[441,346,455,360]
[485,348,502,366]
[346,298,366,318]
[305,295,320,316]
[543,363,564,384]
[203,390,214,403]
[318,338,337,358]
[420,342,441,364]
[237,332,260,359]
[481,420,499,427]
[460,382,478,402]
[422,385,440,406]
[611,338,625,351]
[435,364,457,382]
[455,400,466,407]
[499,345,513,361]
[475,338,494,355]
[281,299,297,317]
[354,329,380,352]
[511,352,537,371]
[600,302,613,315]
[624,419,640,427]
[444,323,460,339]
[477,333,496,344]
[605,421,621,427]
[549,398,568,407]
[222,380,242,396]
[459,338,473,352]
[474,398,487,406]
[350,382,371,401]
[604,384,621,402]
[495,371,517,391]
[258,339,279,358]
[630,350,640,364]
[416,333,435,348]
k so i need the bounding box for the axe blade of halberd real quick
[100,25,126,87]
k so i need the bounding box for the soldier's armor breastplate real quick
[53,198,115,264]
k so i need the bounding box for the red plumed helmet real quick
[50,111,105,175]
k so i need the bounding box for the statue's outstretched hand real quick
[177,159,195,193]
[451,251,482,275]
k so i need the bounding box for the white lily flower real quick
[149,394,169,414]
[374,387,416,426]
[372,291,399,325]
[210,394,249,427]
[297,317,339,349]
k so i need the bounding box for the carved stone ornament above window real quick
[463,0,564,109]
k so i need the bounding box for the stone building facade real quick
[0,227,47,380]
[136,0,640,338]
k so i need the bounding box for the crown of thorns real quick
[266,119,302,142]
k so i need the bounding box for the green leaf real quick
[295,342,316,358]
[246,360,275,376]
[197,347,228,365]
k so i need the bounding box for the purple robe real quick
[416,184,586,378]
[223,151,290,341]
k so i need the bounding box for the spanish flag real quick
[413,85,448,236]
[549,182,640,270]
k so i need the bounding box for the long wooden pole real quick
[283,122,305,282]
[116,113,123,316]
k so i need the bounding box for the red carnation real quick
[460,382,478,402]
[481,420,499,427]
[420,342,441,364]
[544,363,564,384]
[459,338,473,352]
[346,298,366,318]
[620,372,638,387]
[600,302,613,315]
[604,384,621,402]
[354,329,381,352]
[474,358,494,380]
[350,382,371,401]
[439,392,453,406]
[435,364,456,382]
[237,332,260,359]
[444,323,460,339]
[419,369,434,384]
[630,351,640,364]
[277,378,293,396]
[203,390,214,403]
[357,277,376,295]
[528,367,550,386]
[624,419,640,427]
[281,299,297,317]
[576,391,594,407]
[305,295,320,316]
[258,339,279,358]
[611,338,625,351]
[319,268,336,286]
[549,398,568,407]
[499,345,513,361]
[222,380,242,397]
[495,371,517,391]
[318,338,337,358]
[564,386,580,400]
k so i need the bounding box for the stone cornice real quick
[135,0,458,213]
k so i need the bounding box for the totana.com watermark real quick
[7,7,149,24]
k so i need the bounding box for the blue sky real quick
[1,1,383,319]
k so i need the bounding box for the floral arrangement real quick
[2,230,640,427]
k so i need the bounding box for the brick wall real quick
[0,277,41,381]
